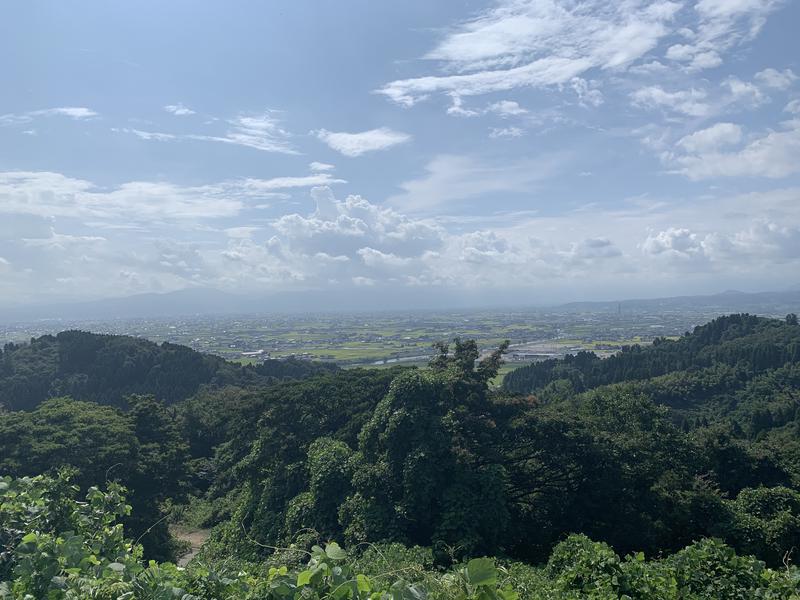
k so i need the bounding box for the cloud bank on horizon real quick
[0,0,799,306]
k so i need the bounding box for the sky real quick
[1,0,799,308]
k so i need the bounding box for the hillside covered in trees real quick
[2,314,800,598]
[0,329,336,411]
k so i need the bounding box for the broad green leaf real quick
[297,569,313,586]
[357,574,372,593]
[326,542,348,561]
[466,558,496,587]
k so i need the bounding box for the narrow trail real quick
[173,528,211,567]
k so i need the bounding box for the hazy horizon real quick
[2,1,800,307]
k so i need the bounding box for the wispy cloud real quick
[0,107,98,125]
[665,0,784,71]
[377,1,680,106]
[388,154,560,212]
[315,127,411,157]
[117,110,297,153]
[0,169,345,223]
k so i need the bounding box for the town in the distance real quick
[3,287,799,382]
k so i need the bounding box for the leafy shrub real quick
[0,473,516,600]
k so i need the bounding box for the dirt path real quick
[173,528,211,567]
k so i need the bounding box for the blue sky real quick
[1,0,799,307]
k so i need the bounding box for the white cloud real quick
[669,119,800,179]
[631,85,710,116]
[642,227,706,261]
[446,94,480,117]
[489,126,524,138]
[388,154,560,213]
[754,68,797,90]
[487,100,527,116]
[662,0,782,72]
[2,179,799,303]
[642,219,800,268]
[0,107,98,125]
[570,78,604,107]
[309,161,335,172]
[378,0,680,106]
[357,247,412,267]
[315,127,411,157]
[785,99,800,114]
[224,226,260,239]
[237,173,346,192]
[722,76,767,107]
[119,110,296,153]
[164,103,196,116]
[0,170,345,224]
[192,112,296,153]
[676,122,742,153]
[448,97,529,118]
[22,229,107,249]
[120,128,177,141]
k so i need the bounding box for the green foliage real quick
[337,346,510,556]
[0,330,337,411]
[3,315,800,592]
[504,314,800,395]
[0,396,190,561]
[543,534,800,600]
[0,474,516,600]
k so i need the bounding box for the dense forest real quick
[0,330,336,411]
[2,315,800,598]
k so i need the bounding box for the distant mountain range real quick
[1,287,799,324]
[558,289,800,315]
[0,287,479,323]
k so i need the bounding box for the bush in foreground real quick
[2,473,799,599]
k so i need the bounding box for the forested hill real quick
[0,329,337,411]
[504,313,800,396]
[2,318,800,597]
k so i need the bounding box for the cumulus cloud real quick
[631,85,710,116]
[668,119,800,179]
[163,103,196,116]
[676,122,742,153]
[722,76,767,107]
[1,178,799,303]
[643,219,800,270]
[309,161,335,172]
[642,227,707,263]
[314,127,411,157]
[754,68,797,90]
[487,100,528,116]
